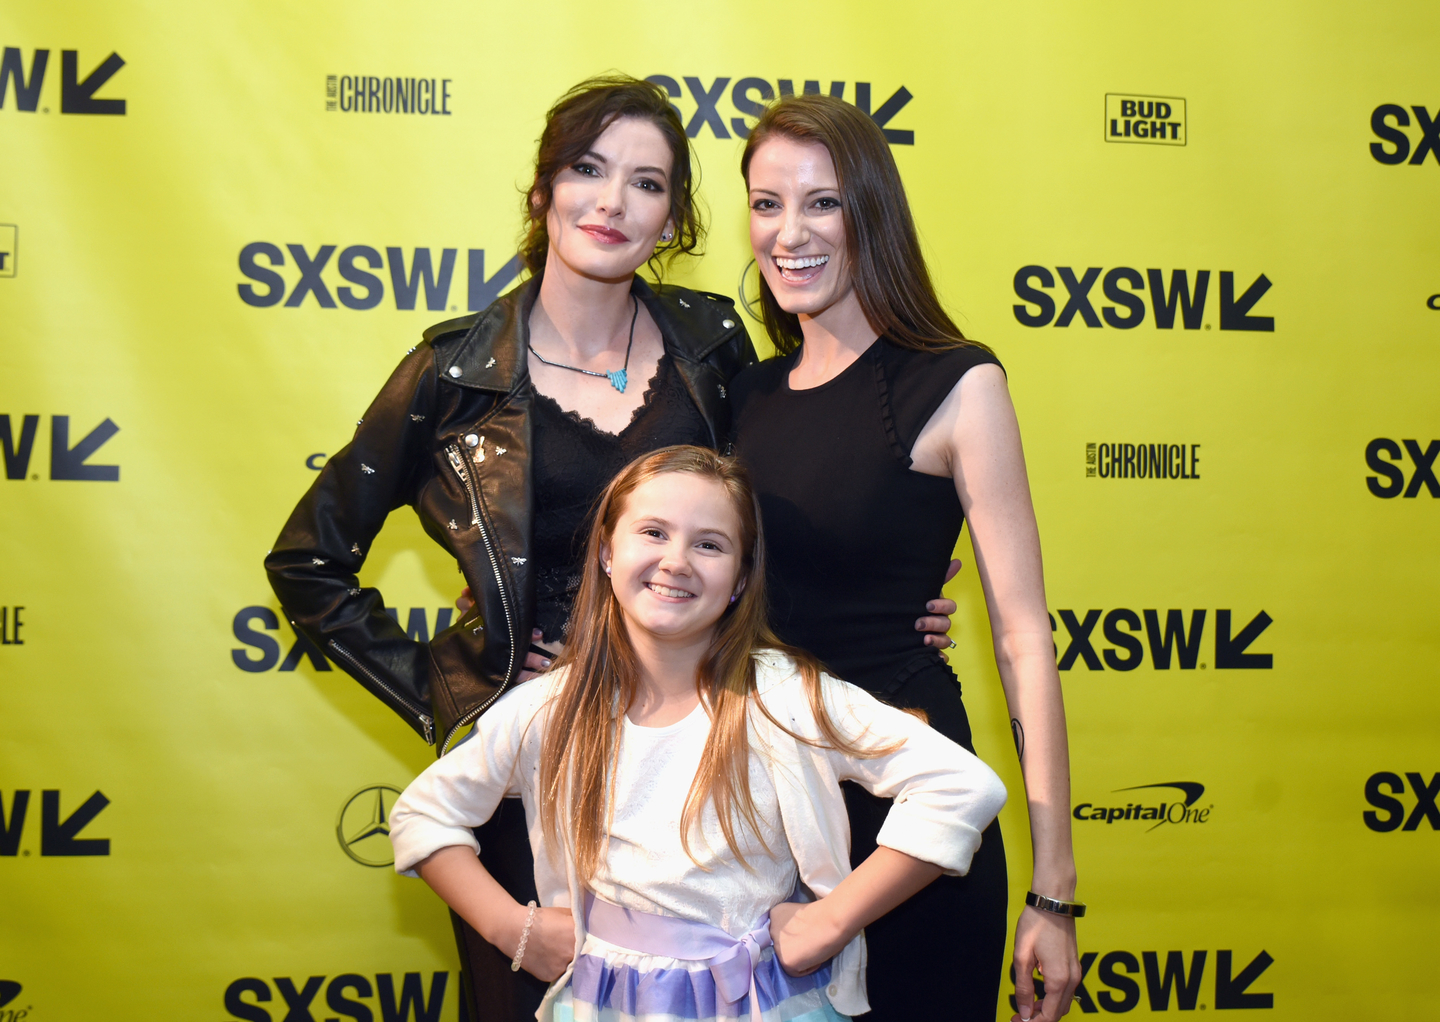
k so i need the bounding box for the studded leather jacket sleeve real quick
[265,343,464,745]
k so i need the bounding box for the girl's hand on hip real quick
[770,901,844,977]
[517,906,576,983]
[1011,907,1080,1022]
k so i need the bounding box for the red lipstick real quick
[579,224,630,244]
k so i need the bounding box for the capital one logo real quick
[645,75,914,144]
[0,47,125,114]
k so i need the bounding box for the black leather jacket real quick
[265,275,755,752]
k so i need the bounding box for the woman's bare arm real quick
[912,363,1080,1022]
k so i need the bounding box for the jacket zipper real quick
[328,638,434,745]
[445,442,518,752]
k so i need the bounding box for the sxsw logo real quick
[1051,608,1273,671]
[1369,104,1439,165]
[232,606,456,672]
[2,415,120,481]
[645,75,914,144]
[0,224,14,277]
[1105,94,1185,146]
[0,47,125,114]
[1013,949,1273,1013]
[1,789,110,856]
[1364,438,1438,498]
[1013,267,1274,331]
[225,973,447,1022]
[237,244,520,312]
[1363,771,1439,832]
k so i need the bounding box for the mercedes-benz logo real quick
[336,785,402,867]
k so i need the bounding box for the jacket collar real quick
[441,273,739,393]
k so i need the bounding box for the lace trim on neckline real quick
[530,355,671,438]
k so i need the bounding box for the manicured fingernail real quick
[541,659,551,668]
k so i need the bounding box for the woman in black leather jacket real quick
[266,76,753,1021]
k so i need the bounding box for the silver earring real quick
[660,231,673,242]
[604,565,612,577]
[729,594,738,604]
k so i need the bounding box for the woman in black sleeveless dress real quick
[730,97,1083,1021]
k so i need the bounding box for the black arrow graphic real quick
[1215,610,1273,669]
[61,50,126,115]
[0,981,21,1009]
[1215,950,1274,1009]
[1219,272,1274,331]
[50,416,120,481]
[856,84,914,145]
[40,789,110,856]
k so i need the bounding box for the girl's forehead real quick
[620,473,740,524]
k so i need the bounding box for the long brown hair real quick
[522,74,704,280]
[537,445,897,881]
[740,93,990,356]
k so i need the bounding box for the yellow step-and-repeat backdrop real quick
[2,2,1436,1019]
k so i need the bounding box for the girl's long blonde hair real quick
[537,445,897,881]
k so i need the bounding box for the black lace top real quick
[530,352,712,641]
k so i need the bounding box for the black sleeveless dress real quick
[731,337,1009,1022]
[468,352,712,1022]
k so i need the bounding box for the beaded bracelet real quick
[511,901,539,972]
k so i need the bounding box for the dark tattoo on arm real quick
[1011,718,1025,761]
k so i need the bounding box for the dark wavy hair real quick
[740,94,989,355]
[522,74,704,279]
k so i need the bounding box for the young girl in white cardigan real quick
[389,445,1007,1022]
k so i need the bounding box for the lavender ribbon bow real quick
[584,893,775,1021]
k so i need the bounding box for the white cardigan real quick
[389,650,1007,1019]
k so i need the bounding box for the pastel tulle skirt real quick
[551,896,848,1022]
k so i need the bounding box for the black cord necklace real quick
[528,295,639,393]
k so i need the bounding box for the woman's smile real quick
[774,253,830,284]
